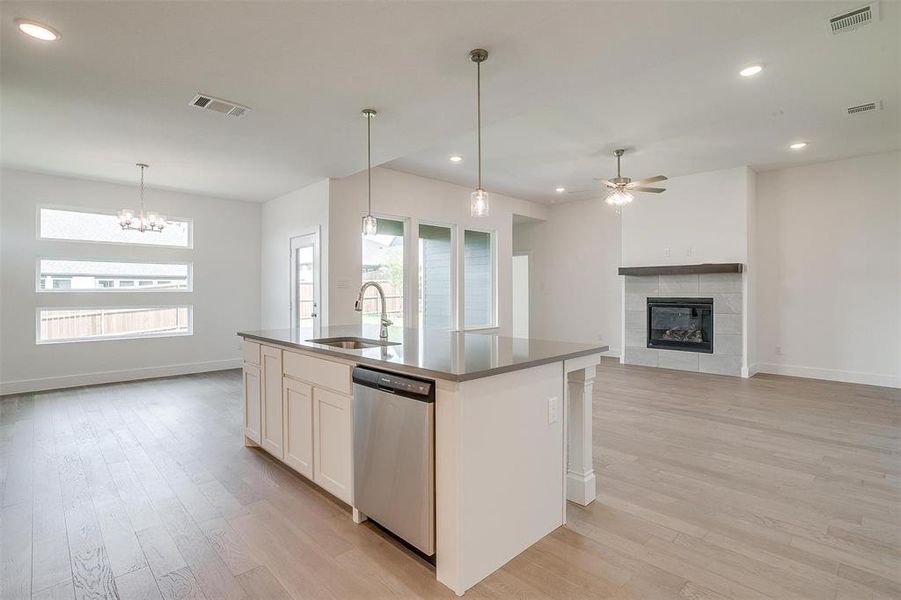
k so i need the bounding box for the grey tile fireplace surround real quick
[624,273,743,376]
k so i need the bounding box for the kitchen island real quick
[237,325,606,596]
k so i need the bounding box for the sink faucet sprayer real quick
[354,281,392,339]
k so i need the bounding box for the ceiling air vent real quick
[189,94,251,118]
[847,101,882,115]
[828,4,878,34]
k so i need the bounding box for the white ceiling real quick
[1,1,898,204]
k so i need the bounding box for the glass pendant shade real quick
[470,188,490,217]
[362,214,378,236]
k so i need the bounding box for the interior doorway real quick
[512,254,529,338]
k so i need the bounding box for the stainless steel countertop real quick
[237,325,608,382]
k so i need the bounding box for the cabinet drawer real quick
[243,341,261,365]
[283,351,351,395]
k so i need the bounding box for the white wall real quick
[756,151,900,387]
[621,166,752,266]
[327,167,547,334]
[0,168,261,394]
[260,179,330,329]
[513,199,622,353]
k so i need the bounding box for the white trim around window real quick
[460,227,498,331]
[37,205,194,249]
[35,258,194,293]
[35,305,194,344]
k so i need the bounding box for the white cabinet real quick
[313,387,353,503]
[260,345,284,458]
[242,340,354,506]
[283,378,314,479]
[243,363,262,445]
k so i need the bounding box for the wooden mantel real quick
[618,263,744,276]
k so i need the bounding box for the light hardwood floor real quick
[1,361,898,599]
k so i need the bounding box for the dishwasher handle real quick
[352,366,434,402]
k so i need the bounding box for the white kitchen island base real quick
[435,358,600,596]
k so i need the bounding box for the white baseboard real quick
[0,358,242,395]
[756,363,900,389]
[741,363,759,378]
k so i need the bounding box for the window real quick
[39,208,191,247]
[418,224,453,329]
[362,218,405,327]
[463,229,496,328]
[37,306,192,344]
[37,260,191,292]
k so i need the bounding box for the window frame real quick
[460,227,498,331]
[35,257,194,293]
[416,220,458,331]
[35,305,194,345]
[361,213,411,328]
[36,204,194,249]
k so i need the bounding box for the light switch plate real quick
[547,396,559,424]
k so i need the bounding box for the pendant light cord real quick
[477,59,482,190]
[367,114,372,215]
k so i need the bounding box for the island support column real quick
[564,356,599,505]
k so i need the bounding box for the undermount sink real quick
[308,336,399,350]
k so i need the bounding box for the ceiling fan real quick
[572,148,667,208]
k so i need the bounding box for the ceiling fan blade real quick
[631,186,666,193]
[626,175,668,187]
[591,179,618,188]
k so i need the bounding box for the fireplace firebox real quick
[647,298,713,353]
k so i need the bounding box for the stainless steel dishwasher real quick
[352,366,435,556]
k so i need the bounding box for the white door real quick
[290,232,321,336]
[512,254,529,338]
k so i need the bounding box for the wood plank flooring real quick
[1,362,898,599]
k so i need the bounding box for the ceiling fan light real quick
[606,190,633,206]
[471,188,490,217]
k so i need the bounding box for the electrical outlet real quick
[664,247,671,257]
[547,397,559,425]
[776,345,783,356]
[686,246,693,257]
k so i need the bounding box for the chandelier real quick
[118,163,166,232]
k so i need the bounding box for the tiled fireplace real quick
[621,267,744,376]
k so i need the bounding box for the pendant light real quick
[118,163,166,232]
[361,108,378,236]
[469,48,489,217]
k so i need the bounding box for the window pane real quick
[362,218,404,328]
[38,306,191,343]
[419,224,453,329]
[40,208,191,247]
[38,260,190,291]
[464,230,494,328]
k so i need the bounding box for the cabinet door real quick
[313,387,352,503]
[243,363,262,445]
[260,345,284,458]
[283,378,313,479]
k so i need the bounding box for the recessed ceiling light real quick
[739,64,763,77]
[555,187,566,193]
[789,141,808,150]
[449,155,463,163]
[15,18,61,41]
